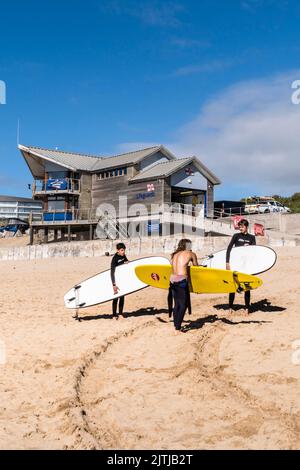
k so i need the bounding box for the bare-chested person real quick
[170,239,198,334]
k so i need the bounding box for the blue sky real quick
[1,0,300,199]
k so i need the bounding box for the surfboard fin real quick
[68,297,76,302]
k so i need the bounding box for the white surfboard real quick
[201,245,276,275]
[64,256,170,309]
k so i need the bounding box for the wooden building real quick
[19,144,221,243]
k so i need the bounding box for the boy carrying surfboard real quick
[226,219,256,315]
[170,239,198,334]
[111,243,129,320]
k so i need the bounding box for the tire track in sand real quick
[68,315,300,450]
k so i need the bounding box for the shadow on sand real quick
[181,314,271,332]
[74,306,170,322]
[213,298,286,314]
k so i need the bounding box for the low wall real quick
[0,234,295,262]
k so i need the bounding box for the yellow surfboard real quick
[135,265,262,294]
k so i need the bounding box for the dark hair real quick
[238,219,249,227]
[171,239,192,259]
[116,243,126,250]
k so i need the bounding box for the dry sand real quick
[0,246,300,450]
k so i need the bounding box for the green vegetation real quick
[273,193,300,213]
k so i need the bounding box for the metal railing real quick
[30,209,97,224]
[30,203,205,226]
[207,207,270,235]
[33,178,81,194]
[213,207,246,218]
[97,214,129,239]
[163,203,204,217]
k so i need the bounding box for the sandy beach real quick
[0,245,300,450]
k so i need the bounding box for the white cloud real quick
[116,71,300,198]
[100,0,185,27]
[174,59,234,77]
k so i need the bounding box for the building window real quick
[47,197,65,212]
[97,167,128,180]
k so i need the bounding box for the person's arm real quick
[251,235,256,246]
[191,251,198,266]
[111,256,119,294]
[226,234,236,268]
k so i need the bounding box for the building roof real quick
[19,144,176,175]
[0,195,39,203]
[129,156,221,185]
[18,144,220,185]
[91,146,175,171]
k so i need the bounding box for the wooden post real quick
[44,227,49,244]
[89,224,93,240]
[68,224,71,243]
[30,227,34,245]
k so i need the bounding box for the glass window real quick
[47,197,65,211]
[48,171,69,179]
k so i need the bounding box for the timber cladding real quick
[206,181,214,217]
[79,173,92,211]
[91,173,167,216]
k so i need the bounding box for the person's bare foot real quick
[174,329,184,335]
[228,308,233,315]
[113,315,119,320]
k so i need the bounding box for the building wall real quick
[170,163,208,190]
[139,151,169,172]
[163,178,172,205]
[44,162,70,173]
[92,171,165,217]
[0,200,43,220]
[206,182,214,217]
[79,173,92,215]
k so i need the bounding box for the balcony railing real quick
[31,209,98,223]
[30,204,205,225]
[33,178,81,195]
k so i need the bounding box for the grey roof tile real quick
[129,157,193,181]
[129,156,221,185]
[19,145,169,172]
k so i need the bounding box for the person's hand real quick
[113,285,119,295]
[226,263,231,270]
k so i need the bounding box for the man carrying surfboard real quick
[170,239,198,334]
[111,243,129,320]
[226,219,256,314]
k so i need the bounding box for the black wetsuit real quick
[168,286,191,318]
[170,279,190,331]
[226,232,256,310]
[111,253,128,317]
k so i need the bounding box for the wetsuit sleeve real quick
[111,256,117,285]
[251,234,256,245]
[124,255,129,263]
[226,234,237,263]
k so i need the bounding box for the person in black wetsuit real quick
[226,219,256,315]
[111,243,129,320]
